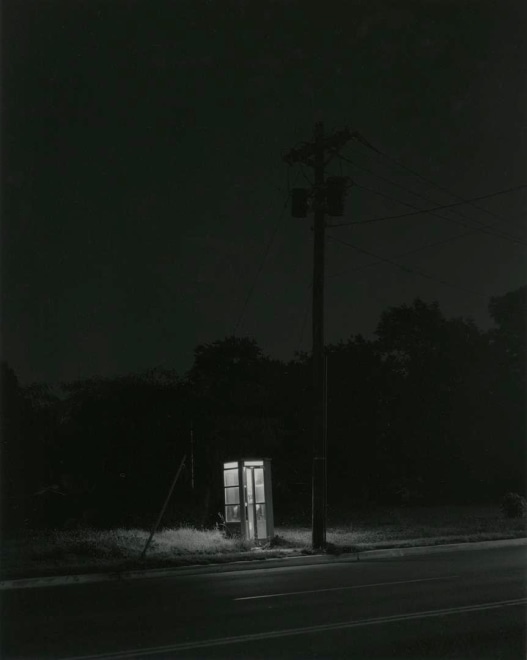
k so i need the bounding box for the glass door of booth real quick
[244,466,266,540]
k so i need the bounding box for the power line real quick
[329,202,526,280]
[339,153,449,208]
[349,136,525,227]
[327,228,497,279]
[327,234,488,299]
[337,153,526,244]
[330,184,527,234]
[299,162,314,186]
[353,182,527,246]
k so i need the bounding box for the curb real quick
[1,537,525,591]
[0,553,319,591]
[351,536,527,560]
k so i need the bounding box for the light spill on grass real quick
[278,505,527,550]
[2,506,525,578]
[28,526,253,563]
[1,527,299,579]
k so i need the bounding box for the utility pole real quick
[284,122,353,550]
[311,122,327,549]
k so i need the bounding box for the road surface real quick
[1,545,526,659]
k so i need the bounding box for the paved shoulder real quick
[1,537,525,591]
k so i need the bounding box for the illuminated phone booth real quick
[223,459,274,542]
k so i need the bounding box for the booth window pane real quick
[224,487,239,504]
[224,461,237,469]
[225,505,240,522]
[244,460,263,467]
[254,468,265,502]
[246,468,254,503]
[224,469,239,487]
[255,484,265,503]
[256,504,267,538]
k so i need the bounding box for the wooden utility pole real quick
[284,123,353,549]
[311,122,327,549]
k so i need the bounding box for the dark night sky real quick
[2,0,526,386]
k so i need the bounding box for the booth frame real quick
[223,458,274,542]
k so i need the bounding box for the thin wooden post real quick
[140,454,187,559]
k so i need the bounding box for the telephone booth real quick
[223,459,274,541]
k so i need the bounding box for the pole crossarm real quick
[283,127,357,167]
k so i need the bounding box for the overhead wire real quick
[334,172,527,247]
[299,162,314,186]
[287,136,526,350]
[329,184,527,233]
[349,136,527,227]
[327,228,499,279]
[337,153,526,244]
[327,234,488,299]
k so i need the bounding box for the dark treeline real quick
[1,288,525,531]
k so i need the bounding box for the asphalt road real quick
[1,545,526,659]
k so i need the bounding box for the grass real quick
[0,526,298,579]
[280,505,527,552]
[28,527,253,561]
[1,506,525,580]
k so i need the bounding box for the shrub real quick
[500,492,527,519]
[268,534,288,548]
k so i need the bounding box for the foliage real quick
[488,286,526,371]
[6,506,524,579]
[500,493,527,519]
[27,526,257,564]
[2,287,525,531]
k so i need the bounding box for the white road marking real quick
[64,597,527,659]
[234,574,460,600]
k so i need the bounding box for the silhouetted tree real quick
[324,336,398,509]
[374,299,493,502]
[6,289,524,532]
[55,368,184,527]
[185,336,287,524]
[483,286,527,495]
[1,362,25,530]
